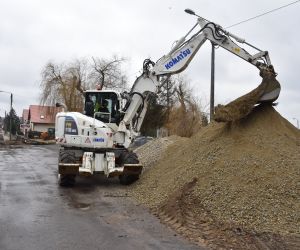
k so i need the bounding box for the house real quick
[22,109,29,124]
[20,109,30,136]
[27,105,62,133]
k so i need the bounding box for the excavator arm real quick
[117,10,281,145]
[153,18,273,75]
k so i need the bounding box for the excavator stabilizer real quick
[214,69,281,122]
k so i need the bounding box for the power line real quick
[226,0,300,28]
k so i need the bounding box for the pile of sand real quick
[214,69,281,122]
[130,104,300,249]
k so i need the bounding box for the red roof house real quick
[28,105,62,132]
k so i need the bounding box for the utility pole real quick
[210,42,215,122]
[10,93,12,140]
[184,8,216,121]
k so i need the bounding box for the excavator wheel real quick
[119,152,140,185]
[58,150,76,187]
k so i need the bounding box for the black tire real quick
[118,152,140,185]
[58,150,76,187]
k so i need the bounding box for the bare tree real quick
[164,75,204,137]
[90,55,128,91]
[40,56,128,111]
[40,59,88,111]
[141,74,204,137]
[157,76,177,120]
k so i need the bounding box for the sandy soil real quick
[214,70,281,122]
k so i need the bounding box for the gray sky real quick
[0,0,299,127]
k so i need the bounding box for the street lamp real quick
[293,118,299,129]
[0,90,13,140]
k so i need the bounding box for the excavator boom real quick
[117,9,282,144]
[146,12,281,123]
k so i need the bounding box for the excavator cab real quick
[84,90,122,124]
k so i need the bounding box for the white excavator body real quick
[55,9,281,186]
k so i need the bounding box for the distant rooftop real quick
[28,105,62,124]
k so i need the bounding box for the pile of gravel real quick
[134,135,187,172]
[130,104,300,248]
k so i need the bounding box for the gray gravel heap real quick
[134,135,187,172]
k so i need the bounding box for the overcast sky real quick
[0,0,299,127]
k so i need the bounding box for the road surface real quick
[0,144,200,250]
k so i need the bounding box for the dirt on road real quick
[131,104,300,249]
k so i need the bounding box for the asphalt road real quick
[0,144,200,250]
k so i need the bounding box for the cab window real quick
[84,92,120,124]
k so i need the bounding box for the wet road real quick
[0,145,200,250]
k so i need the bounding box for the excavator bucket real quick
[214,69,281,122]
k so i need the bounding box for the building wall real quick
[31,123,55,132]
[20,124,30,136]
